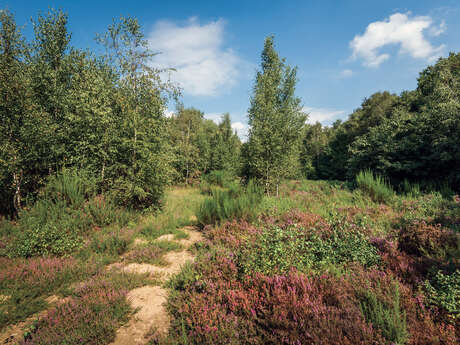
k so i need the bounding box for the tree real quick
[0,9,31,214]
[244,36,306,194]
[210,113,241,175]
[97,16,178,208]
[348,53,460,190]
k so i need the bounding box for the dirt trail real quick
[109,226,203,345]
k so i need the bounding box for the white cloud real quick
[148,17,240,96]
[203,113,222,124]
[164,109,175,118]
[231,121,248,141]
[350,12,445,67]
[303,107,346,125]
[429,20,446,37]
[340,69,353,78]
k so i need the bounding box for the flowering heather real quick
[123,245,167,265]
[398,220,459,260]
[20,277,130,345]
[162,207,458,345]
[168,268,382,345]
[0,257,78,289]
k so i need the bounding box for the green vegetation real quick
[359,284,408,345]
[239,221,381,275]
[196,181,263,225]
[1,5,459,345]
[424,269,460,321]
[356,170,394,204]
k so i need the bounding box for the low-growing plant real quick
[356,170,394,204]
[20,277,130,345]
[89,232,129,256]
[424,269,460,322]
[398,220,459,261]
[0,257,99,329]
[7,170,136,257]
[359,283,408,345]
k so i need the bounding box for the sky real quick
[3,0,460,139]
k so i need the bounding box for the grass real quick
[356,170,394,204]
[196,180,263,226]
[124,240,183,265]
[139,187,205,240]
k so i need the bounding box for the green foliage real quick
[244,36,306,193]
[196,181,263,226]
[424,269,460,321]
[359,283,408,345]
[169,109,241,184]
[89,233,129,256]
[239,221,380,276]
[203,170,235,188]
[356,170,394,204]
[8,169,135,257]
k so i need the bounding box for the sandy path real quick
[109,227,203,345]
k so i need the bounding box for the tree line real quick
[1,8,459,216]
[0,9,241,216]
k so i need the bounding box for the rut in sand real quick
[109,226,204,345]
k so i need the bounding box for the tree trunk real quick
[13,169,22,213]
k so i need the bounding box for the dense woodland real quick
[0,8,459,345]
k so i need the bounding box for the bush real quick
[20,276,131,345]
[238,221,380,276]
[359,283,408,345]
[356,170,394,204]
[197,180,263,226]
[8,170,136,257]
[202,170,235,188]
[398,220,459,260]
[424,269,460,321]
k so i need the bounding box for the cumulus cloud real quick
[303,107,346,125]
[231,121,249,141]
[350,12,445,67]
[148,17,240,96]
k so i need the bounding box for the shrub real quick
[8,170,136,257]
[359,283,408,345]
[424,269,460,322]
[398,220,459,260]
[202,170,235,188]
[165,269,381,345]
[20,277,131,345]
[197,180,263,226]
[238,222,380,276]
[0,257,98,329]
[356,170,394,204]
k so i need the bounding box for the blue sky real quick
[3,0,460,138]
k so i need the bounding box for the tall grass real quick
[356,170,394,204]
[197,180,263,226]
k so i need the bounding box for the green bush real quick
[424,269,460,321]
[197,180,263,226]
[359,283,408,345]
[202,170,235,188]
[8,170,135,257]
[89,233,129,256]
[239,222,380,276]
[356,170,394,204]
